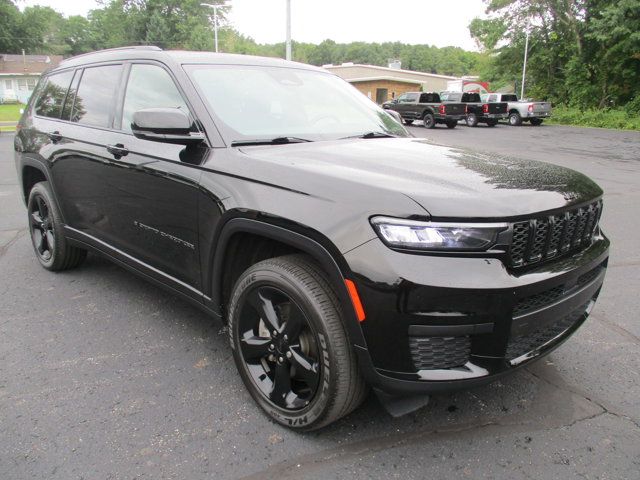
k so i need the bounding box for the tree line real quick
[471,0,639,112]
[0,0,482,77]
[1,0,637,112]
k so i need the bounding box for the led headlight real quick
[371,216,508,251]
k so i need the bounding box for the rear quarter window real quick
[34,70,74,119]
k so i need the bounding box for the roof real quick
[56,46,324,73]
[0,54,63,74]
[323,63,460,81]
[338,75,422,85]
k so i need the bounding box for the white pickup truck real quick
[481,93,552,126]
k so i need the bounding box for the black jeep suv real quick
[14,47,609,430]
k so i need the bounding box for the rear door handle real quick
[47,131,62,143]
[106,143,129,158]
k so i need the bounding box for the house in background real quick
[323,61,461,104]
[0,53,63,104]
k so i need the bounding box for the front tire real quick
[228,254,367,430]
[423,112,436,129]
[27,181,86,271]
[509,112,523,126]
[445,121,457,129]
[486,119,497,127]
[530,118,543,126]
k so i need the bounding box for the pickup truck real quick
[440,91,508,127]
[481,93,552,126]
[382,92,465,129]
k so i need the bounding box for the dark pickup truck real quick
[440,91,508,127]
[382,92,465,129]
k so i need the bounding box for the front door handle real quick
[106,143,129,158]
[47,131,62,143]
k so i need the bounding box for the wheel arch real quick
[21,160,48,205]
[509,108,521,115]
[206,216,368,348]
[421,108,435,117]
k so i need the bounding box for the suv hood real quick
[235,138,602,219]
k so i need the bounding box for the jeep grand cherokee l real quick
[14,46,609,430]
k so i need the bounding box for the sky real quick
[18,0,487,51]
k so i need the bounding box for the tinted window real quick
[501,94,518,102]
[72,65,122,127]
[462,93,481,102]
[121,64,189,132]
[34,70,74,119]
[419,93,431,103]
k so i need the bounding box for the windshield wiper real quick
[340,131,398,140]
[231,136,313,147]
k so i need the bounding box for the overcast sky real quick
[19,0,486,50]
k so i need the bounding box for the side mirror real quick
[131,108,205,145]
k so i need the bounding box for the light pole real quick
[285,0,292,61]
[521,19,530,99]
[201,2,230,53]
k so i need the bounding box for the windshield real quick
[185,64,408,143]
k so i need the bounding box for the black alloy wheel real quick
[228,255,367,430]
[29,194,55,262]
[27,181,86,271]
[238,285,320,410]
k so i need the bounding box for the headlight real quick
[370,216,508,251]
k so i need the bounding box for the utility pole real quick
[285,0,292,61]
[521,20,530,99]
[201,2,230,53]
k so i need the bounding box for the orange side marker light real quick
[345,279,366,322]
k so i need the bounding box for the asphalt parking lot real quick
[1,123,639,480]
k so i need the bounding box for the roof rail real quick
[63,45,162,62]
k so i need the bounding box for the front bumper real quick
[344,233,609,395]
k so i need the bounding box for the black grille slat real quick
[409,336,470,370]
[513,285,565,316]
[509,201,601,268]
[546,215,564,258]
[529,219,549,261]
[506,301,590,360]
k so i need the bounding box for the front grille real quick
[409,336,470,370]
[509,201,602,268]
[513,286,565,316]
[506,301,590,360]
[513,265,604,317]
[577,265,604,287]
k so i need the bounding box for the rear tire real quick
[27,181,86,271]
[423,112,436,129]
[509,112,523,126]
[530,118,543,126]
[466,113,478,127]
[228,254,367,430]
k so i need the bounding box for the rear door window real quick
[72,64,123,127]
[34,70,74,119]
